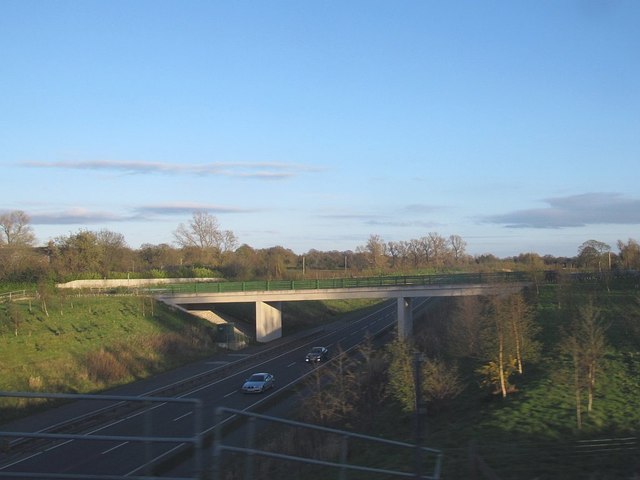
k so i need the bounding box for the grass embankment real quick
[0,295,220,420]
[0,293,381,422]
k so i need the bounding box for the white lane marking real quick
[0,450,43,469]
[287,362,296,367]
[173,411,192,422]
[102,442,128,454]
[126,443,185,477]
[45,440,72,451]
[224,390,236,398]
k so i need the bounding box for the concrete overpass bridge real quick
[156,272,532,342]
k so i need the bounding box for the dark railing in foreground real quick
[212,406,442,480]
[160,271,532,295]
[0,391,203,480]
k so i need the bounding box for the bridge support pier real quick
[397,297,413,339]
[255,301,282,343]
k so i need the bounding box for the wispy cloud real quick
[134,203,258,216]
[20,160,322,180]
[482,193,640,228]
[318,209,442,229]
[28,203,256,226]
[401,203,443,214]
[29,208,129,225]
[318,213,383,221]
[365,219,442,228]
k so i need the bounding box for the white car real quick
[241,372,275,393]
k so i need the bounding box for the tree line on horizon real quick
[1,210,639,284]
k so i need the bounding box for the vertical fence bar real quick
[211,408,224,480]
[144,399,152,476]
[338,434,349,480]
[193,400,203,479]
[243,416,257,480]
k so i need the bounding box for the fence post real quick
[338,434,349,480]
[244,416,257,480]
[144,399,152,476]
[194,400,203,479]
[211,408,224,480]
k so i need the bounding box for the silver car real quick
[241,372,275,393]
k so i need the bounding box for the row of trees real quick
[300,291,609,431]
[1,210,640,284]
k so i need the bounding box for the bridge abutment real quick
[256,301,282,342]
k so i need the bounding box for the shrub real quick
[85,349,128,384]
[148,269,167,279]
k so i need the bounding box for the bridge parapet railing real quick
[212,406,443,479]
[158,272,531,295]
[0,391,203,480]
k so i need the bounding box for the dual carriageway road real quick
[0,297,433,479]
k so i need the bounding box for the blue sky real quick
[2,1,639,257]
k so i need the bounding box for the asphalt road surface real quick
[0,298,431,479]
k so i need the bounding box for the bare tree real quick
[577,300,607,413]
[0,210,36,246]
[477,296,517,398]
[387,336,464,412]
[220,229,239,255]
[386,241,402,268]
[406,239,422,267]
[357,234,386,270]
[505,293,539,374]
[299,345,358,424]
[386,336,417,413]
[617,238,640,270]
[173,211,238,266]
[174,211,222,249]
[562,333,585,429]
[447,296,484,358]
[427,232,448,267]
[422,358,465,409]
[578,239,611,271]
[516,252,546,294]
[96,229,133,276]
[448,234,467,262]
[560,298,608,428]
[354,332,388,419]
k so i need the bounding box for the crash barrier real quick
[212,406,443,480]
[0,392,202,480]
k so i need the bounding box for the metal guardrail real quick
[159,272,531,295]
[212,406,443,480]
[0,392,203,480]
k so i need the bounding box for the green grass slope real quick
[358,286,640,479]
[0,296,219,417]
